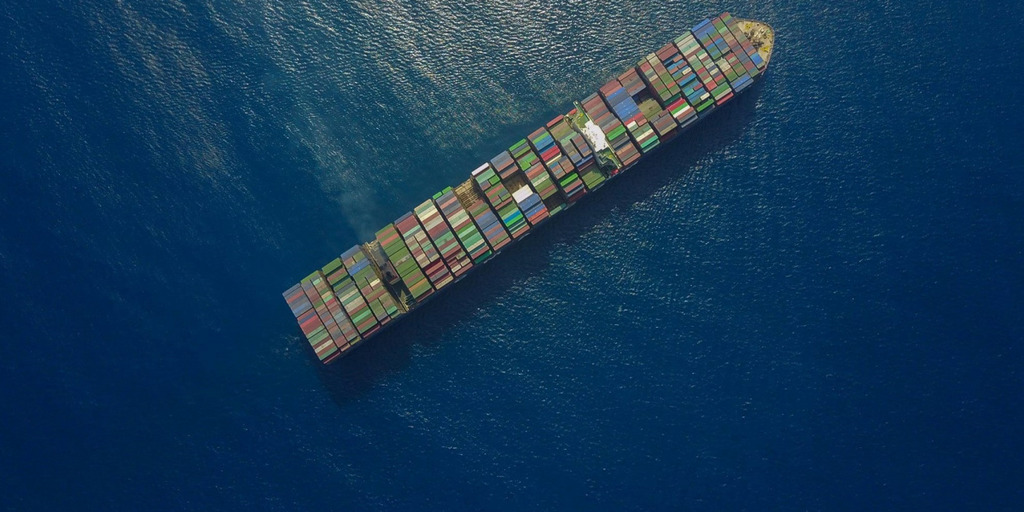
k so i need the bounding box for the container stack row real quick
[581,93,640,170]
[472,163,530,239]
[509,140,539,174]
[529,125,587,203]
[600,78,660,154]
[415,199,473,278]
[490,151,519,180]
[376,223,433,302]
[618,67,682,141]
[321,258,375,341]
[691,19,737,103]
[526,164,565,215]
[510,138,562,214]
[720,13,766,72]
[434,187,493,264]
[648,43,705,128]
[711,13,763,92]
[711,15,752,88]
[341,246,399,325]
[395,213,453,291]
[464,195,512,252]
[512,184,549,226]
[671,33,717,115]
[677,26,733,106]
[283,282,342,363]
[637,52,683,110]
[306,271,356,349]
[548,113,605,190]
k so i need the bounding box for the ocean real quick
[1,0,1022,509]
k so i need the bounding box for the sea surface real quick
[1,0,1022,510]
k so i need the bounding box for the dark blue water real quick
[2,0,1022,509]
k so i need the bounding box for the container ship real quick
[284,12,775,363]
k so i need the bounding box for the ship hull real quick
[284,12,775,363]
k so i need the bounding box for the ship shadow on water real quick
[318,83,766,406]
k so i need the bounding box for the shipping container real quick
[283,284,340,362]
[531,124,587,202]
[394,213,453,291]
[581,93,640,169]
[466,197,512,252]
[434,187,493,264]
[472,163,530,238]
[299,277,349,351]
[376,223,433,303]
[319,259,368,344]
[341,245,399,325]
[490,151,519,180]
[415,198,473,278]
[512,185,550,226]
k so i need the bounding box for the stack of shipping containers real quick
[691,19,735,104]
[283,283,341,363]
[472,163,530,238]
[490,151,519,180]
[341,246,398,324]
[301,275,349,355]
[434,187,493,264]
[463,194,512,252]
[307,270,361,350]
[673,33,718,114]
[548,114,604,191]
[395,213,453,290]
[618,67,682,141]
[678,27,732,106]
[581,93,640,170]
[637,52,682,110]
[376,223,433,302]
[415,199,473,278]
[511,184,549,226]
[713,14,762,91]
[529,125,587,203]
[706,16,751,93]
[654,41,707,125]
[510,138,565,215]
[600,78,660,154]
[321,258,375,341]
[722,13,766,72]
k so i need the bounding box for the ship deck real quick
[737,20,775,65]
